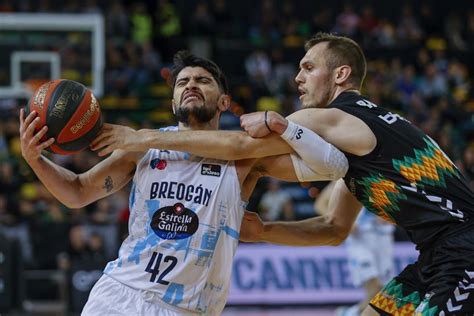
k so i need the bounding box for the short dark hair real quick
[304,32,367,88]
[171,51,229,94]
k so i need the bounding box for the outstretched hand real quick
[90,123,140,156]
[239,211,265,243]
[19,109,55,164]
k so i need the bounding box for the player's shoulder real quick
[330,91,377,107]
[291,106,354,126]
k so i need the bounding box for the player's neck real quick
[178,119,219,131]
[328,86,361,105]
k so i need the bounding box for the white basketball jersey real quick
[104,127,244,315]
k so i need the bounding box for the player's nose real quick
[295,70,304,84]
[184,79,198,89]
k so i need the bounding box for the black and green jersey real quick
[329,92,474,248]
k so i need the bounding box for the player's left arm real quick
[238,155,298,202]
[238,153,341,201]
[240,179,363,246]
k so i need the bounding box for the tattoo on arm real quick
[103,176,114,193]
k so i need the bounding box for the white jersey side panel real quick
[104,138,244,315]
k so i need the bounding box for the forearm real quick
[280,121,348,180]
[28,156,85,208]
[260,216,346,246]
[137,129,292,160]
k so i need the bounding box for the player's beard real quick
[174,104,217,125]
[302,88,332,109]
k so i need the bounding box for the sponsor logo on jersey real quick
[150,158,167,170]
[149,181,213,206]
[201,164,221,177]
[150,203,199,239]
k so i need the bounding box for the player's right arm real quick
[20,109,137,209]
[92,107,375,160]
[91,123,293,160]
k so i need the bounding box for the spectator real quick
[310,8,333,33]
[374,19,396,47]
[0,196,34,266]
[397,5,423,43]
[211,0,232,36]
[106,0,130,43]
[444,11,466,50]
[333,3,360,37]
[259,179,294,221]
[190,1,215,36]
[395,65,417,108]
[154,0,182,61]
[268,49,296,96]
[83,0,101,14]
[417,63,448,100]
[466,10,474,49]
[245,49,272,97]
[130,2,152,45]
[458,144,474,189]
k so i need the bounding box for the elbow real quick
[334,160,349,180]
[62,194,89,209]
[62,200,84,209]
[326,148,349,180]
[324,215,350,246]
[64,181,92,209]
[329,233,348,246]
[327,166,348,181]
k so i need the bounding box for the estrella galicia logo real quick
[150,203,199,239]
[201,164,221,177]
[150,158,167,170]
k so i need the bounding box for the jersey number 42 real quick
[145,252,178,285]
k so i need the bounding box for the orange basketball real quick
[25,79,103,155]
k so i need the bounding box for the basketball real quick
[25,79,103,155]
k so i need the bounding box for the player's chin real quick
[299,95,311,108]
[181,99,204,108]
[301,101,316,109]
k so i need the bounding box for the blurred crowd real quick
[0,0,474,283]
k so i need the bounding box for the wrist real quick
[280,120,300,141]
[261,222,272,242]
[27,155,43,169]
[268,112,288,135]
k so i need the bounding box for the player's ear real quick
[334,65,352,85]
[217,94,231,112]
[171,99,177,114]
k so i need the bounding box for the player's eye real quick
[199,78,211,84]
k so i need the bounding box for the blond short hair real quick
[305,32,367,88]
